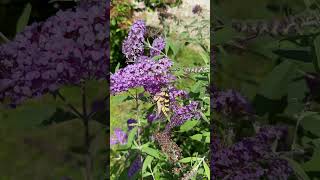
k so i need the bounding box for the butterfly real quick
[153,87,171,120]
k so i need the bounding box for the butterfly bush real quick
[211,86,253,117]
[128,155,142,178]
[110,128,127,145]
[111,19,200,123]
[150,36,165,57]
[110,57,175,95]
[111,19,205,178]
[212,126,292,179]
[0,0,108,104]
[122,20,146,61]
[165,101,200,132]
[211,87,293,179]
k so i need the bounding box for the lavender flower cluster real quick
[128,155,142,179]
[110,57,175,95]
[211,86,253,117]
[122,20,146,62]
[168,86,188,101]
[110,128,127,145]
[0,0,108,104]
[211,126,292,179]
[111,20,173,95]
[165,101,201,132]
[150,37,166,57]
[110,118,137,145]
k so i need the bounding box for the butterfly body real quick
[153,88,170,119]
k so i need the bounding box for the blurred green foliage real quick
[136,0,182,9]
[110,0,134,72]
[0,0,75,41]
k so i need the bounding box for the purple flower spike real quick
[122,20,146,62]
[212,89,253,117]
[150,37,165,57]
[0,0,108,104]
[110,128,127,145]
[211,126,292,179]
[110,57,174,95]
[168,87,188,101]
[128,155,142,179]
[147,113,158,123]
[165,101,200,132]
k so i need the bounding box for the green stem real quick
[0,32,9,43]
[82,83,92,180]
[134,90,143,180]
[54,91,84,119]
[291,112,304,151]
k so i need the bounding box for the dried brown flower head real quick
[154,132,182,163]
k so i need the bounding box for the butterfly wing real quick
[153,90,170,120]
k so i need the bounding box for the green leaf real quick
[114,62,121,72]
[179,120,198,132]
[199,51,210,65]
[288,80,308,101]
[203,161,210,180]
[0,102,56,128]
[126,127,137,147]
[200,111,209,123]
[142,155,154,174]
[142,172,153,178]
[58,85,82,106]
[41,108,77,126]
[272,49,311,62]
[303,148,320,172]
[141,147,162,159]
[190,134,203,142]
[285,80,308,115]
[258,60,296,100]
[301,113,320,137]
[85,80,108,106]
[214,26,239,45]
[281,156,311,180]
[191,81,202,93]
[167,38,181,57]
[205,135,210,143]
[179,157,202,163]
[16,3,32,34]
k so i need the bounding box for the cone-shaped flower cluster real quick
[211,87,253,117]
[0,0,108,104]
[211,126,292,179]
[110,128,127,145]
[128,155,142,178]
[150,36,165,57]
[110,57,175,95]
[165,101,201,132]
[122,20,146,62]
